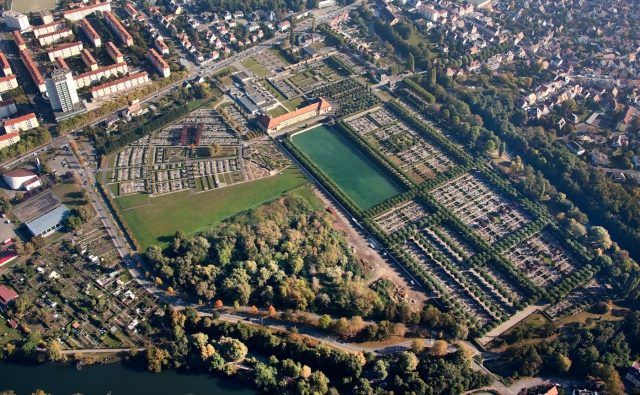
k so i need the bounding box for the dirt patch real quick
[415,163,436,179]
[312,188,428,311]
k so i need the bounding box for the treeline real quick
[99,183,142,251]
[318,23,346,47]
[326,55,355,76]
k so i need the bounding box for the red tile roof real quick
[4,113,36,127]
[0,131,19,141]
[79,18,100,40]
[11,31,25,47]
[104,11,133,43]
[148,48,169,70]
[19,50,44,86]
[38,27,72,39]
[258,98,331,129]
[90,71,148,92]
[0,285,18,304]
[63,1,109,16]
[73,62,127,80]
[0,75,16,84]
[33,20,66,34]
[46,41,83,55]
[0,52,10,71]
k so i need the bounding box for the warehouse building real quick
[26,205,72,237]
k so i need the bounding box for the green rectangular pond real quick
[292,125,403,210]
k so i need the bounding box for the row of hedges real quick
[327,55,355,76]
[403,78,435,103]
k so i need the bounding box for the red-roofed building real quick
[155,38,169,55]
[63,1,112,21]
[33,20,66,38]
[46,41,83,61]
[148,48,170,78]
[19,50,46,93]
[0,131,20,149]
[0,285,18,304]
[55,57,70,70]
[0,52,12,76]
[4,113,38,133]
[73,62,129,88]
[90,71,149,98]
[125,3,138,17]
[38,27,73,46]
[81,49,98,71]
[0,99,17,118]
[79,19,101,47]
[0,75,18,93]
[11,31,26,51]
[257,98,332,133]
[106,41,124,63]
[104,11,133,46]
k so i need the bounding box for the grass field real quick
[267,106,289,118]
[54,181,88,211]
[241,57,271,77]
[283,97,306,111]
[115,194,150,211]
[121,168,310,250]
[260,80,287,102]
[12,0,56,12]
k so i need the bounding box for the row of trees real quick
[326,55,355,76]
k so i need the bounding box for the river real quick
[0,361,256,395]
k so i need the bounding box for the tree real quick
[65,216,83,231]
[407,53,415,72]
[510,156,525,174]
[215,300,223,308]
[251,305,258,314]
[411,339,425,354]
[218,337,248,361]
[311,17,316,33]
[590,226,612,250]
[567,219,587,238]
[267,305,276,316]
[47,339,62,361]
[253,362,278,391]
[397,351,419,372]
[553,353,572,372]
[499,142,506,157]
[154,277,163,286]
[318,314,331,330]
[31,236,46,249]
[431,340,448,356]
[453,324,468,340]
[373,359,388,379]
[301,365,312,379]
[484,139,496,153]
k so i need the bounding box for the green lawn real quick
[267,106,289,118]
[260,80,287,102]
[283,97,306,111]
[285,184,324,210]
[310,42,326,51]
[109,183,119,197]
[115,193,150,210]
[121,168,310,250]
[269,49,292,66]
[241,57,271,77]
[54,181,89,211]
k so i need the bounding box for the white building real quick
[4,113,39,133]
[417,5,447,21]
[106,42,124,63]
[0,75,18,93]
[90,72,149,98]
[62,2,112,21]
[20,50,46,93]
[155,38,169,55]
[33,20,66,38]
[4,11,30,31]
[104,11,134,46]
[0,52,12,76]
[318,0,336,8]
[26,205,72,237]
[81,49,98,71]
[73,62,129,88]
[3,168,39,190]
[38,28,73,46]
[46,68,80,113]
[0,131,20,149]
[0,99,17,118]
[46,41,84,62]
[148,48,170,78]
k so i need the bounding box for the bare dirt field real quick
[12,0,56,12]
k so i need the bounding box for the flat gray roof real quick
[26,205,72,236]
[237,96,259,114]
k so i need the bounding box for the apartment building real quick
[81,49,98,71]
[0,53,12,76]
[55,57,70,70]
[0,131,20,149]
[106,42,124,63]
[0,100,18,118]
[79,19,102,47]
[73,62,129,88]
[148,48,170,78]
[46,41,84,62]
[4,113,39,134]
[11,31,26,51]
[0,75,18,93]
[4,11,30,31]
[33,20,66,37]
[90,72,149,98]
[155,38,169,55]
[38,28,73,46]
[20,50,46,93]
[104,11,134,46]
[62,1,112,21]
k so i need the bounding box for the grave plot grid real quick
[269,78,299,99]
[115,147,148,167]
[347,115,378,135]
[432,173,531,244]
[374,200,431,235]
[421,228,515,314]
[152,109,239,146]
[288,60,342,93]
[368,108,398,127]
[222,105,253,135]
[504,231,580,291]
[403,239,495,326]
[438,225,477,257]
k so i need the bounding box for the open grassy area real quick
[241,57,272,77]
[53,181,88,211]
[310,42,326,51]
[12,0,56,12]
[284,184,324,210]
[109,183,119,196]
[283,97,306,111]
[268,49,292,66]
[115,194,150,211]
[267,106,289,118]
[121,168,310,250]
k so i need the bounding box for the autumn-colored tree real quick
[411,339,425,354]
[301,365,312,380]
[267,305,276,316]
[215,300,224,309]
[167,286,174,294]
[145,271,150,277]
[154,277,163,286]
[251,305,258,314]
[431,340,448,356]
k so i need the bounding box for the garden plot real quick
[504,231,580,290]
[432,173,531,244]
[374,200,431,234]
[403,240,495,325]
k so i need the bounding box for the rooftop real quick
[19,50,44,85]
[79,19,100,39]
[63,1,110,16]
[33,20,65,32]
[46,41,83,54]
[258,98,331,129]
[73,62,127,80]
[4,168,36,178]
[0,131,19,142]
[0,52,10,70]
[148,48,169,69]
[38,27,72,39]
[0,285,18,305]
[26,205,72,237]
[4,113,36,127]
[90,71,148,92]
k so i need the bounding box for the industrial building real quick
[26,205,72,237]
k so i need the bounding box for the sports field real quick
[292,125,403,210]
[12,0,56,12]
[121,168,309,250]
